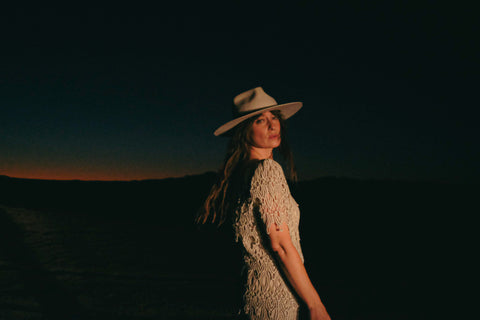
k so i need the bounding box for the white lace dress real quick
[233,159,304,319]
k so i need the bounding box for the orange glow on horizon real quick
[1,168,177,181]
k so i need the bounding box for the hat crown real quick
[232,87,278,116]
[213,86,302,136]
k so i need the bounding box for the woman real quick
[197,87,331,320]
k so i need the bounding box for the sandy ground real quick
[0,205,239,319]
[0,202,439,320]
[1,175,474,319]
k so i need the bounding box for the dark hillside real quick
[0,174,476,319]
[0,173,218,225]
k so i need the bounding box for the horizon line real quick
[0,173,470,185]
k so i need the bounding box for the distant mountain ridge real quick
[0,170,474,226]
[0,172,219,183]
[1,171,472,185]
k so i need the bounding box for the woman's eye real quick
[256,119,264,124]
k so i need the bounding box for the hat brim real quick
[214,102,302,136]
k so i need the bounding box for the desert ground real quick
[0,174,474,319]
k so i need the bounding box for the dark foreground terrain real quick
[0,174,476,319]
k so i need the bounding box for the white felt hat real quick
[214,87,302,136]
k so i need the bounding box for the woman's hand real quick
[268,222,331,319]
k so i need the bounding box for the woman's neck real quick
[249,146,273,160]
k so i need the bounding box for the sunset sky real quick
[1,2,477,182]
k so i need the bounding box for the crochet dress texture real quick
[233,159,304,319]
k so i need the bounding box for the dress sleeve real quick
[250,159,291,234]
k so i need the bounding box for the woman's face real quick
[249,111,281,150]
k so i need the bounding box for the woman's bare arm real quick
[268,222,331,320]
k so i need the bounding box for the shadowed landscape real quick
[1,2,477,319]
[0,174,476,319]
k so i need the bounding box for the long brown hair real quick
[196,110,296,226]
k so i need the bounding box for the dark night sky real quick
[1,2,478,182]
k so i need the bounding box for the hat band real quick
[233,104,278,117]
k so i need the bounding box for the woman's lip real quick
[269,135,280,139]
